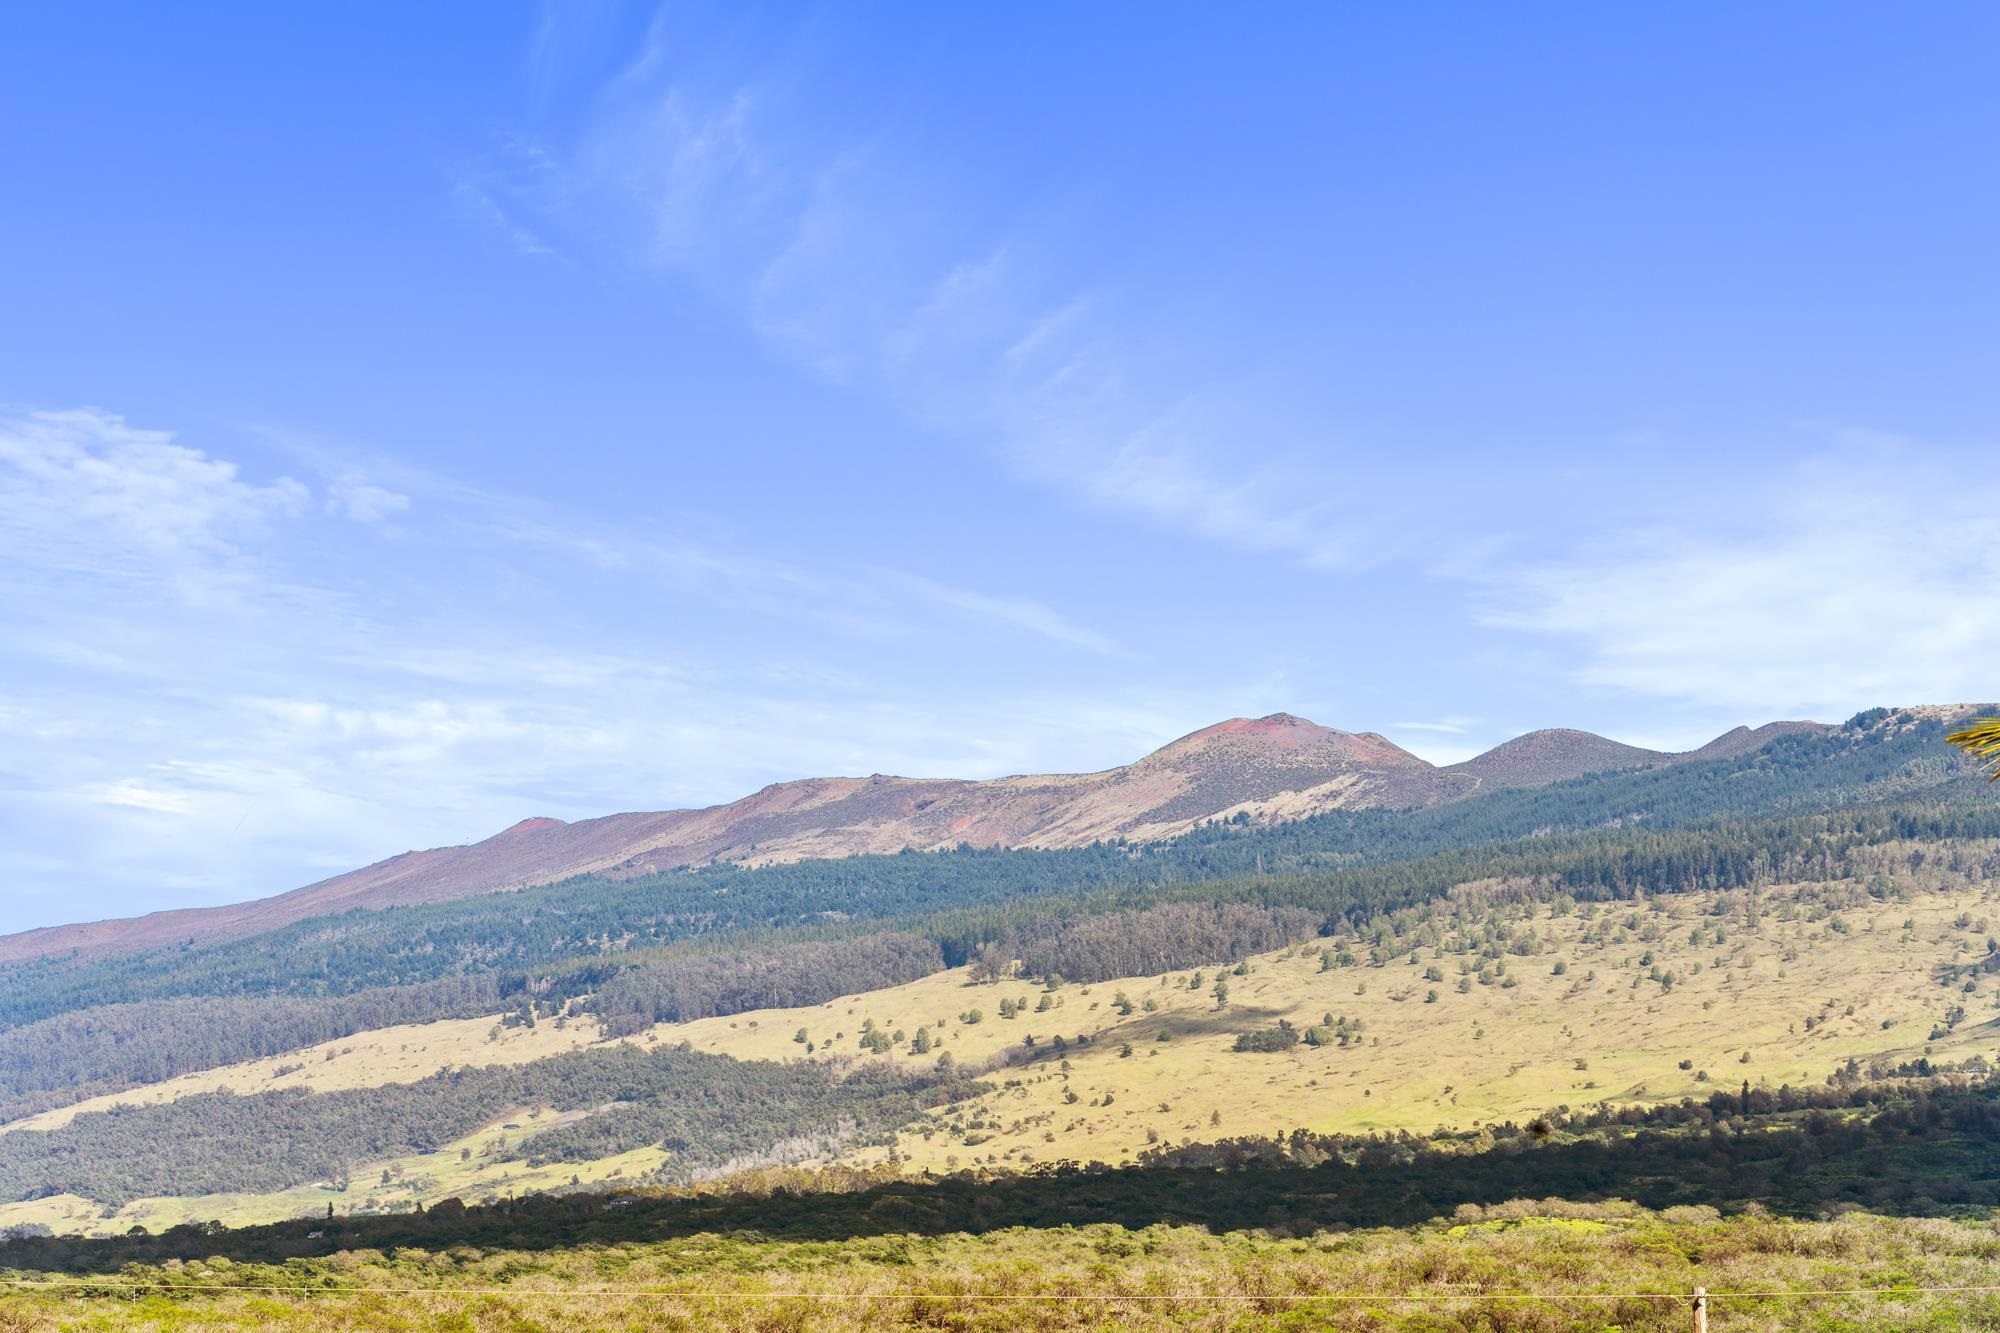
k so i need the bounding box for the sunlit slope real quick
[675,871,2000,1171]
[4,864,1992,1235]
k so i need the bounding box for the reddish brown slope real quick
[0,713,1823,964]
[0,714,1439,963]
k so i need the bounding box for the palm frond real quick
[1947,718,2000,780]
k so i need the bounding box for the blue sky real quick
[3,2,1997,930]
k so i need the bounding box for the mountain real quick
[1442,728,1663,788]
[1441,719,1826,789]
[6,718,1996,1321]
[0,712,1827,964]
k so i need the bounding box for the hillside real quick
[0,712,1826,964]
[1,861,1994,1235]
[2,705,1995,1245]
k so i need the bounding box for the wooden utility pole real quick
[1691,1285,1708,1333]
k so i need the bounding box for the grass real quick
[4,1207,2000,1330]
[692,868,2000,1173]
[6,860,1998,1233]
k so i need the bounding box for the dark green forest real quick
[5,1074,1995,1273]
[0,976,506,1124]
[0,1042,972,1206]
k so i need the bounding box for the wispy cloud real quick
[1488,440,2000,717]
[325,479,411,524]
[0,404,1155,930]
[0,408,308,591]
[869,571,1118,656]
[474,37,1385,574]
[1387,716,1480,735]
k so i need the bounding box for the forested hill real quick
[2,707,1998,1231]
[0,708,1985,1034]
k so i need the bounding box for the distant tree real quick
[968,944,1010,984]
[1232,1021,1299,1053]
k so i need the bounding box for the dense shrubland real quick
[8,1211,1999,1333]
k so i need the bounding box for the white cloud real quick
[1490,445,2000,717]
[76,776,200,815]
[0,408,308,583]
[326,480,411,524]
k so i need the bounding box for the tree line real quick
[0,1042,975,1207]
[5,1073,1994,1271]
[1005,902,1319,984]
[0,975,506,1123]
[588,933,946,1037]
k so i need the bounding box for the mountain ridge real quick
[0,712,1828,964]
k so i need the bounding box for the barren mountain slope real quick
[0,713,1823,964]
